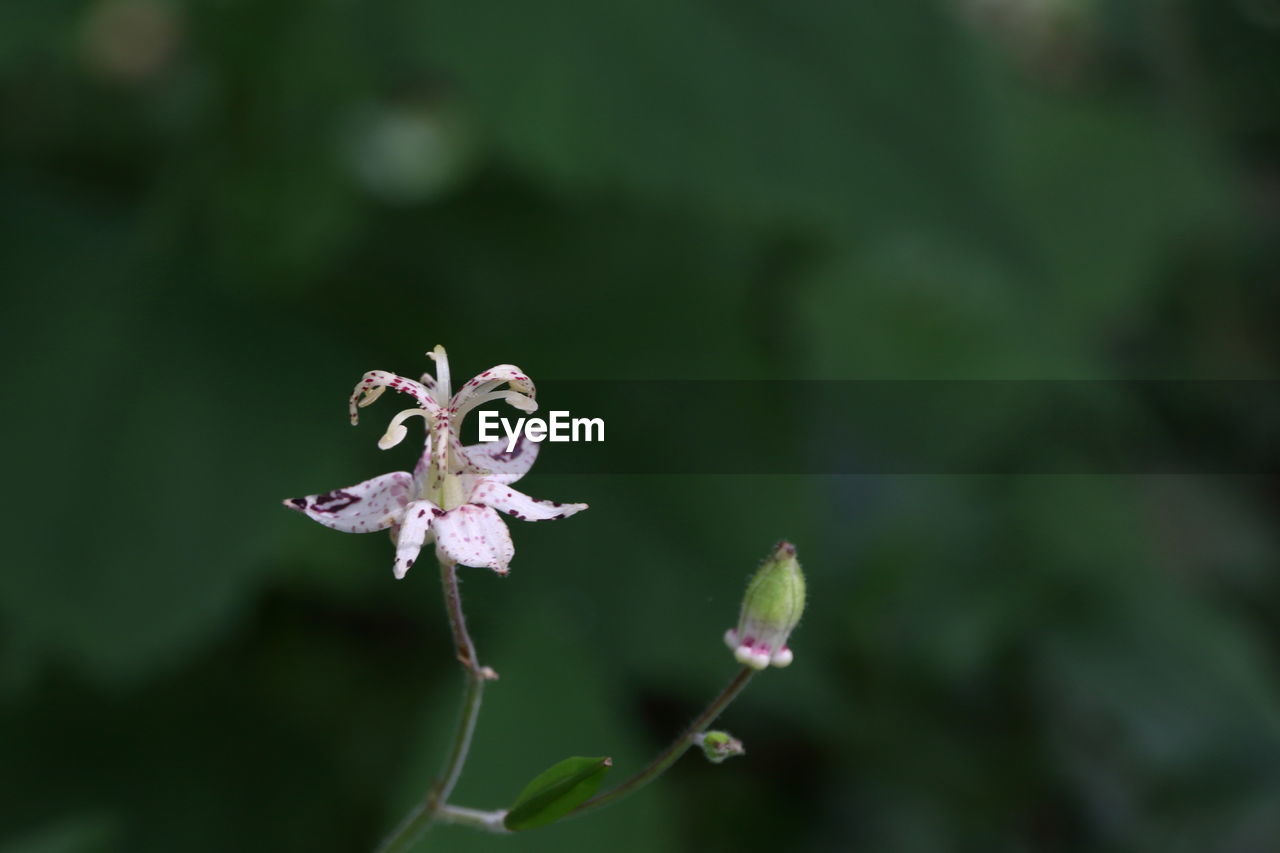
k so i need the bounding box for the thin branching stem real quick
[435,804,511,833]
[407,666,758,831]
[375,559,492,853]
[570,667,756,817]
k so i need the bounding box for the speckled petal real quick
[393,499,440,579]
[283,472,412,533]
[432,504,515,574]
[460,434,540,484]
[470,480,587,522]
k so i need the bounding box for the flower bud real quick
[697,731,745,764]
[724,541,805,670]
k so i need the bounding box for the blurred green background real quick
[4,0,1280,850]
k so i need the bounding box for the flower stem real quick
[435,804,510,833]
[570,667,756,817]
[375,559,492,853]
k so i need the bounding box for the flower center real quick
[367,344,537,513]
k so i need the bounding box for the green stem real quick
[571,667,756,817]
[435,804,510,833]
[375,559,492,853]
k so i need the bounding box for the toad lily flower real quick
[284,345,587,577]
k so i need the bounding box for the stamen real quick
[504,391,538,413]
[377,408,429,450]
[349,384,386,424]
[359,386,387,407]
[348,370,439,425]
[431,417,452,477]
[453,390,539,422]
[449,366,537,421]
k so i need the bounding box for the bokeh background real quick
[4,0,1280,851]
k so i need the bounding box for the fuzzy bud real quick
[724,541,805,670]
[697,731,746,764]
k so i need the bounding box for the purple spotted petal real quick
[470,480,587,522]
[461,435,540,485]
[283,471,412,533]
[393,499,440,579]
[432,504,514,574]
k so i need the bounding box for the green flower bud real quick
[697,731,745,764]
[724,541,806,669]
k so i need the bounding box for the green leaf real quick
[503,756,612,832]
[412,0,986,235]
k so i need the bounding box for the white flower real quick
[284,345,587,577]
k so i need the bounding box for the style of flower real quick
[284,345,587,577]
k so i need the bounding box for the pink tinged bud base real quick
[724,629,793,670]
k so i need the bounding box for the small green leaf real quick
[503,755,612,831]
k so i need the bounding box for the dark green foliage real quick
[2,1,1279,851]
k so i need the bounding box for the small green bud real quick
[697,731,745,764]
[724,541,806,670]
